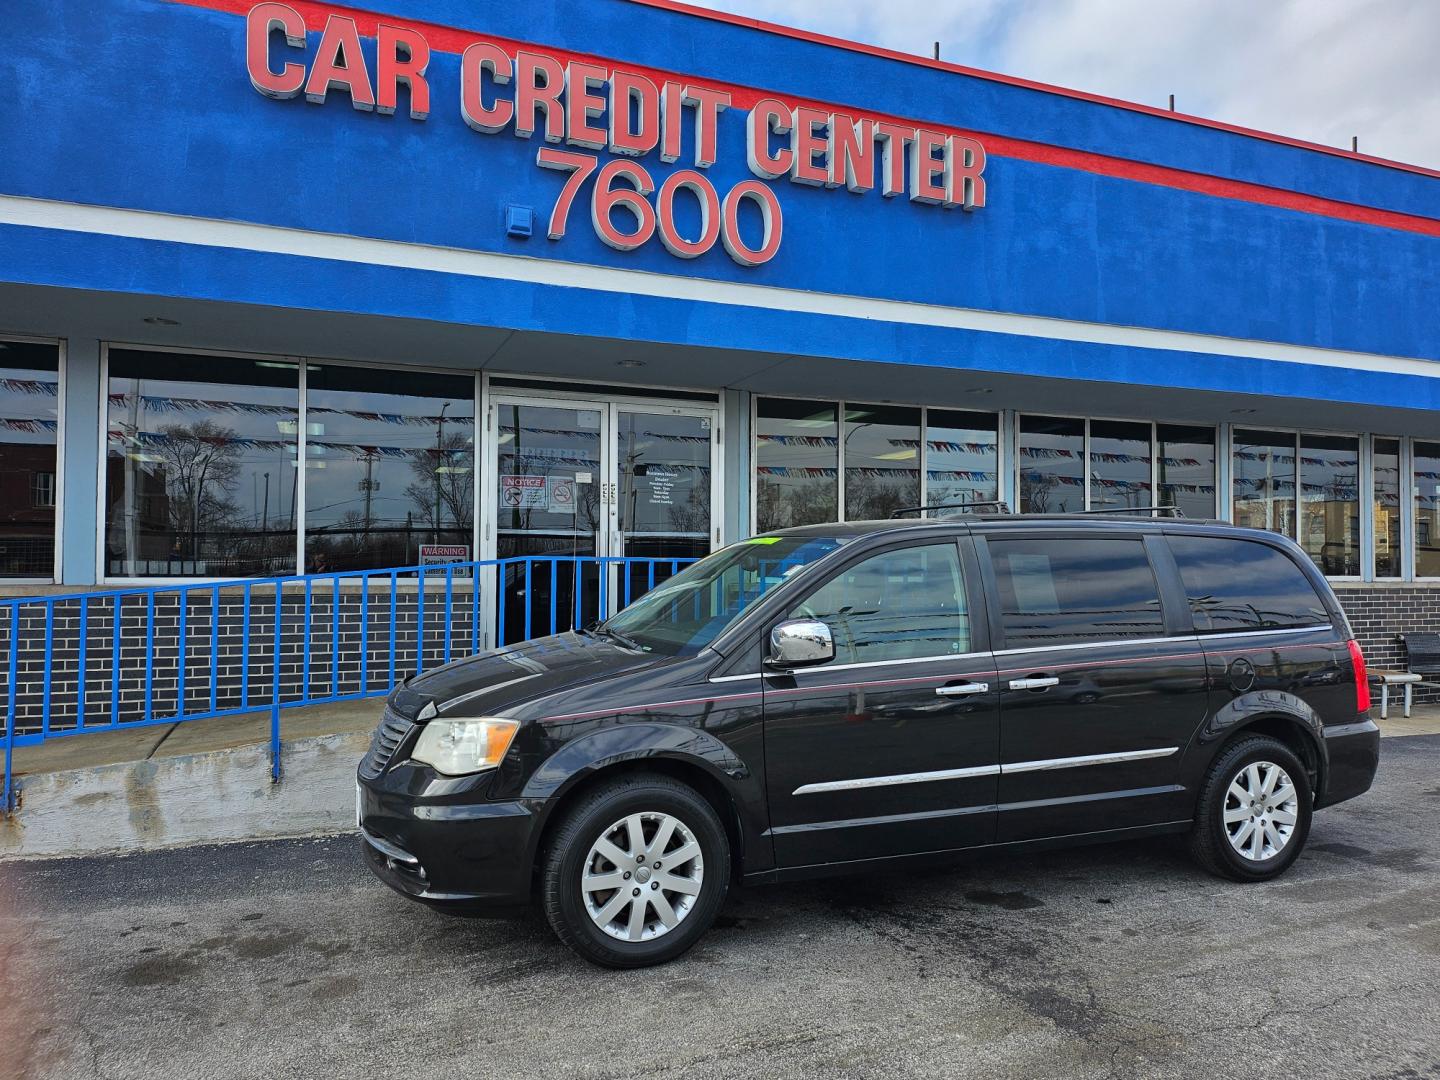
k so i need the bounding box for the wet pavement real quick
[3,735,1439,1080]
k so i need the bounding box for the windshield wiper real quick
[595,625,645,651]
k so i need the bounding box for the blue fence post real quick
[444,565,455,665]
[360,572,370,696]
[110,594,121,727]
[209,587,220,716]
[271,581,283,784]
[41,601,53,739]
[388,570,398,690]
[331,573,340,698]
[177,587,188,722]
[416,568,426,676]
[77,596,88,731]
[4,602,17,815]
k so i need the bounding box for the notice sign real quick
[646,468,678,506]
[501,475,547,508]
[419,544,470,566]
[547,476,577,515]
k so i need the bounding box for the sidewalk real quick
[9,699,380,776]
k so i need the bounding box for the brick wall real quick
[1334,584,1440,702]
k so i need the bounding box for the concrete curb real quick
[0,731,367,861]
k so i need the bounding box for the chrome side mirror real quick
[767,619,835,668]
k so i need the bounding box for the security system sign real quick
[245,4,987,268]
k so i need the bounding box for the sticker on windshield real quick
[745,537,783,545]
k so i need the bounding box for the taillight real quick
[1347,639,1371,714]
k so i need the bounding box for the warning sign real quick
[500,475,547,509]
[419,545,470,566]
[547,477,576,515]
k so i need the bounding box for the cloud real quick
[681,0,1440,168]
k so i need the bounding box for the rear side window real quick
[790,543,970,664]
[1167,535,1330,632]
[987,538,1164,646]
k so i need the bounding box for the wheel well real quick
[531,758,747,885]
[1225,716,1324,796]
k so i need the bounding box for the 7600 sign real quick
[537,148,783,267]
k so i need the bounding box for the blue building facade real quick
[2,0,1439,661]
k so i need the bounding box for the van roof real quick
[763,515,1242,540]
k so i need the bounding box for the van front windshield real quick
[601,536,846,657]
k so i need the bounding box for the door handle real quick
[936,682,990,697]
[1009,677,1060,691]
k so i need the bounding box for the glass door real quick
[492,399,607,644]
[486,393,720,644]
[613,406,717,608]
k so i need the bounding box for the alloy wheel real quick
[1223,760,1300,863]
[581,812,705,942]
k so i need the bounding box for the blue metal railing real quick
[1,555,694,813]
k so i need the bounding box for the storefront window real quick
[843,403,920,520]
[1373,438,1402,577]
[756,398,838,532]
[1299,434,1359,575]
[304,365,474,573]
[0,341,60,579]
[1232,429,1296,537]
[105,349,299,578]
[1414,441,1440,577]
[1089,420,1152,511]
[926,410,1000,514]
[1018,416,1084,513]
[1157,425,1217,519]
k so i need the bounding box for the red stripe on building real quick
[625,0,1440,183]
[173,0,1440,240]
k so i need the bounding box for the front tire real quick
[541,774,730,968]
[1189,735,1312,882]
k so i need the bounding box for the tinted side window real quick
[790,544,969,664]
[988,537,1164,646]
[1167,535,1330,632]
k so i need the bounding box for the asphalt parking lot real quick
[3,735,1439,1080]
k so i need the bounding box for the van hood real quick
[402,631,661,717]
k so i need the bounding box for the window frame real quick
[774,535,990,669]
[749,392,1003,534]
[1014,412,1219,518]
[0,333,65,585]
[1163,531,1337,635]
[1226,425,1363,581]
[976,529,1179,649]
[97,342,483,584]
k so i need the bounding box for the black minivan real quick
[357,515,1379,967]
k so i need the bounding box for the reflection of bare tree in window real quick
[1024,473,1054,513]
[758,479,838,530]
[845,473,914,521]
[666,483,711,534]
[405,431,474,537]
[154,421,243,560]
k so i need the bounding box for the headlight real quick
[409,717,520,776]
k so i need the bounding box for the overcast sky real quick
[683,0,1440,169]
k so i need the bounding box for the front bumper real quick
[1318,718,1381,808]
[358,771,543,910]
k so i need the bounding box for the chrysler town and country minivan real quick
[357,514,1380,967]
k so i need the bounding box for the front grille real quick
[359,707,416,780]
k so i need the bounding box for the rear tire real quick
[541,774,730,968]
[1189,735,1312,882]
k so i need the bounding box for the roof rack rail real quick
[1066,505,1186,518]
[890,500,1013,519]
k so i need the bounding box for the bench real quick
[1371,633,1440,719]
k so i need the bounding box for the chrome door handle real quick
[1009,677,1060,691]
[936,682,990,697]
